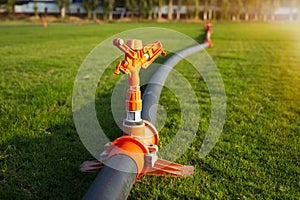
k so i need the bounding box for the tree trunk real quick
[168,0,173,20]
[148,0,153,20]
[213,9,217,20]
[158,7,162,19]
[109,11,113,21]
[93,10,97,20]
[176,0,181,20]
[148,10,153,20]
[263,13,267,21]
[208,8,212,20]
[61,7,65,18]
[222,0,229,20]
[153,7,157,19]
[7,0,15,16]
[34,0,38,17]
[289,8,293,21]
[195,0,199,20]
[220,9,223,21]
[202,0,206,20]
[271,14,275,21]
[87,10,92,19]
[245,12,249,21]
[237,13,240,21]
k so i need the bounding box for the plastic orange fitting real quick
[205,39,213,48]
[107,136,149,178]
[126,88,142,111]
[122,120,159,146]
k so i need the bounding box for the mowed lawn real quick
[0,22,299,199]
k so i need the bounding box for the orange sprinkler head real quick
[113,38,167,112]
[113,38,166,76]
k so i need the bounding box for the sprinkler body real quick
[102,38,193,178]
[81,39,194,179]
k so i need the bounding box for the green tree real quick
[6,0,15,15]
[126,0,138,18]
[261,0,272,21]
[154,0,165,19]
[221,0,230,20]
[253,0,261,21]
[83,0,99,19]
[147,0,154,20]
[233,0,243,21]
[208,0,217,20]
[270,0,281,21]
[243,0,256,21]
[103,0,115,20]
[56,0,69,18]
[33,0,39,18]
[139,0,148,18]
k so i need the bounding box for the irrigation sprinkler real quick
[81,24,213,200]
[204,21,213,48]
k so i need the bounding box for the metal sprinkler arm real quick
[113,38,166,75]
[113,38,138,60]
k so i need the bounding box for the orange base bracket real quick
[80,158,194,177]
[80,160,104,172]
[146,158,194,177]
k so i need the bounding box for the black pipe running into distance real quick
[142,43,209,124]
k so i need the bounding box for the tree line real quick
[1,0,300,21]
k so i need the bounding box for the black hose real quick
[82,154,137,200]
[142,43,209,124]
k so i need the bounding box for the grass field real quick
[0,22,300,199]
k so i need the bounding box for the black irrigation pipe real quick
[142,42,209,124]
[82,154,138,200]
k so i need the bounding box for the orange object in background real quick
[204,21,213,48]
[42,18,47,27]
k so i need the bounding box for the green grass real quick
[0,22,300,199]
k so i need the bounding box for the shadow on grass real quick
[0,124,98,199]
[0,82,123,199]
